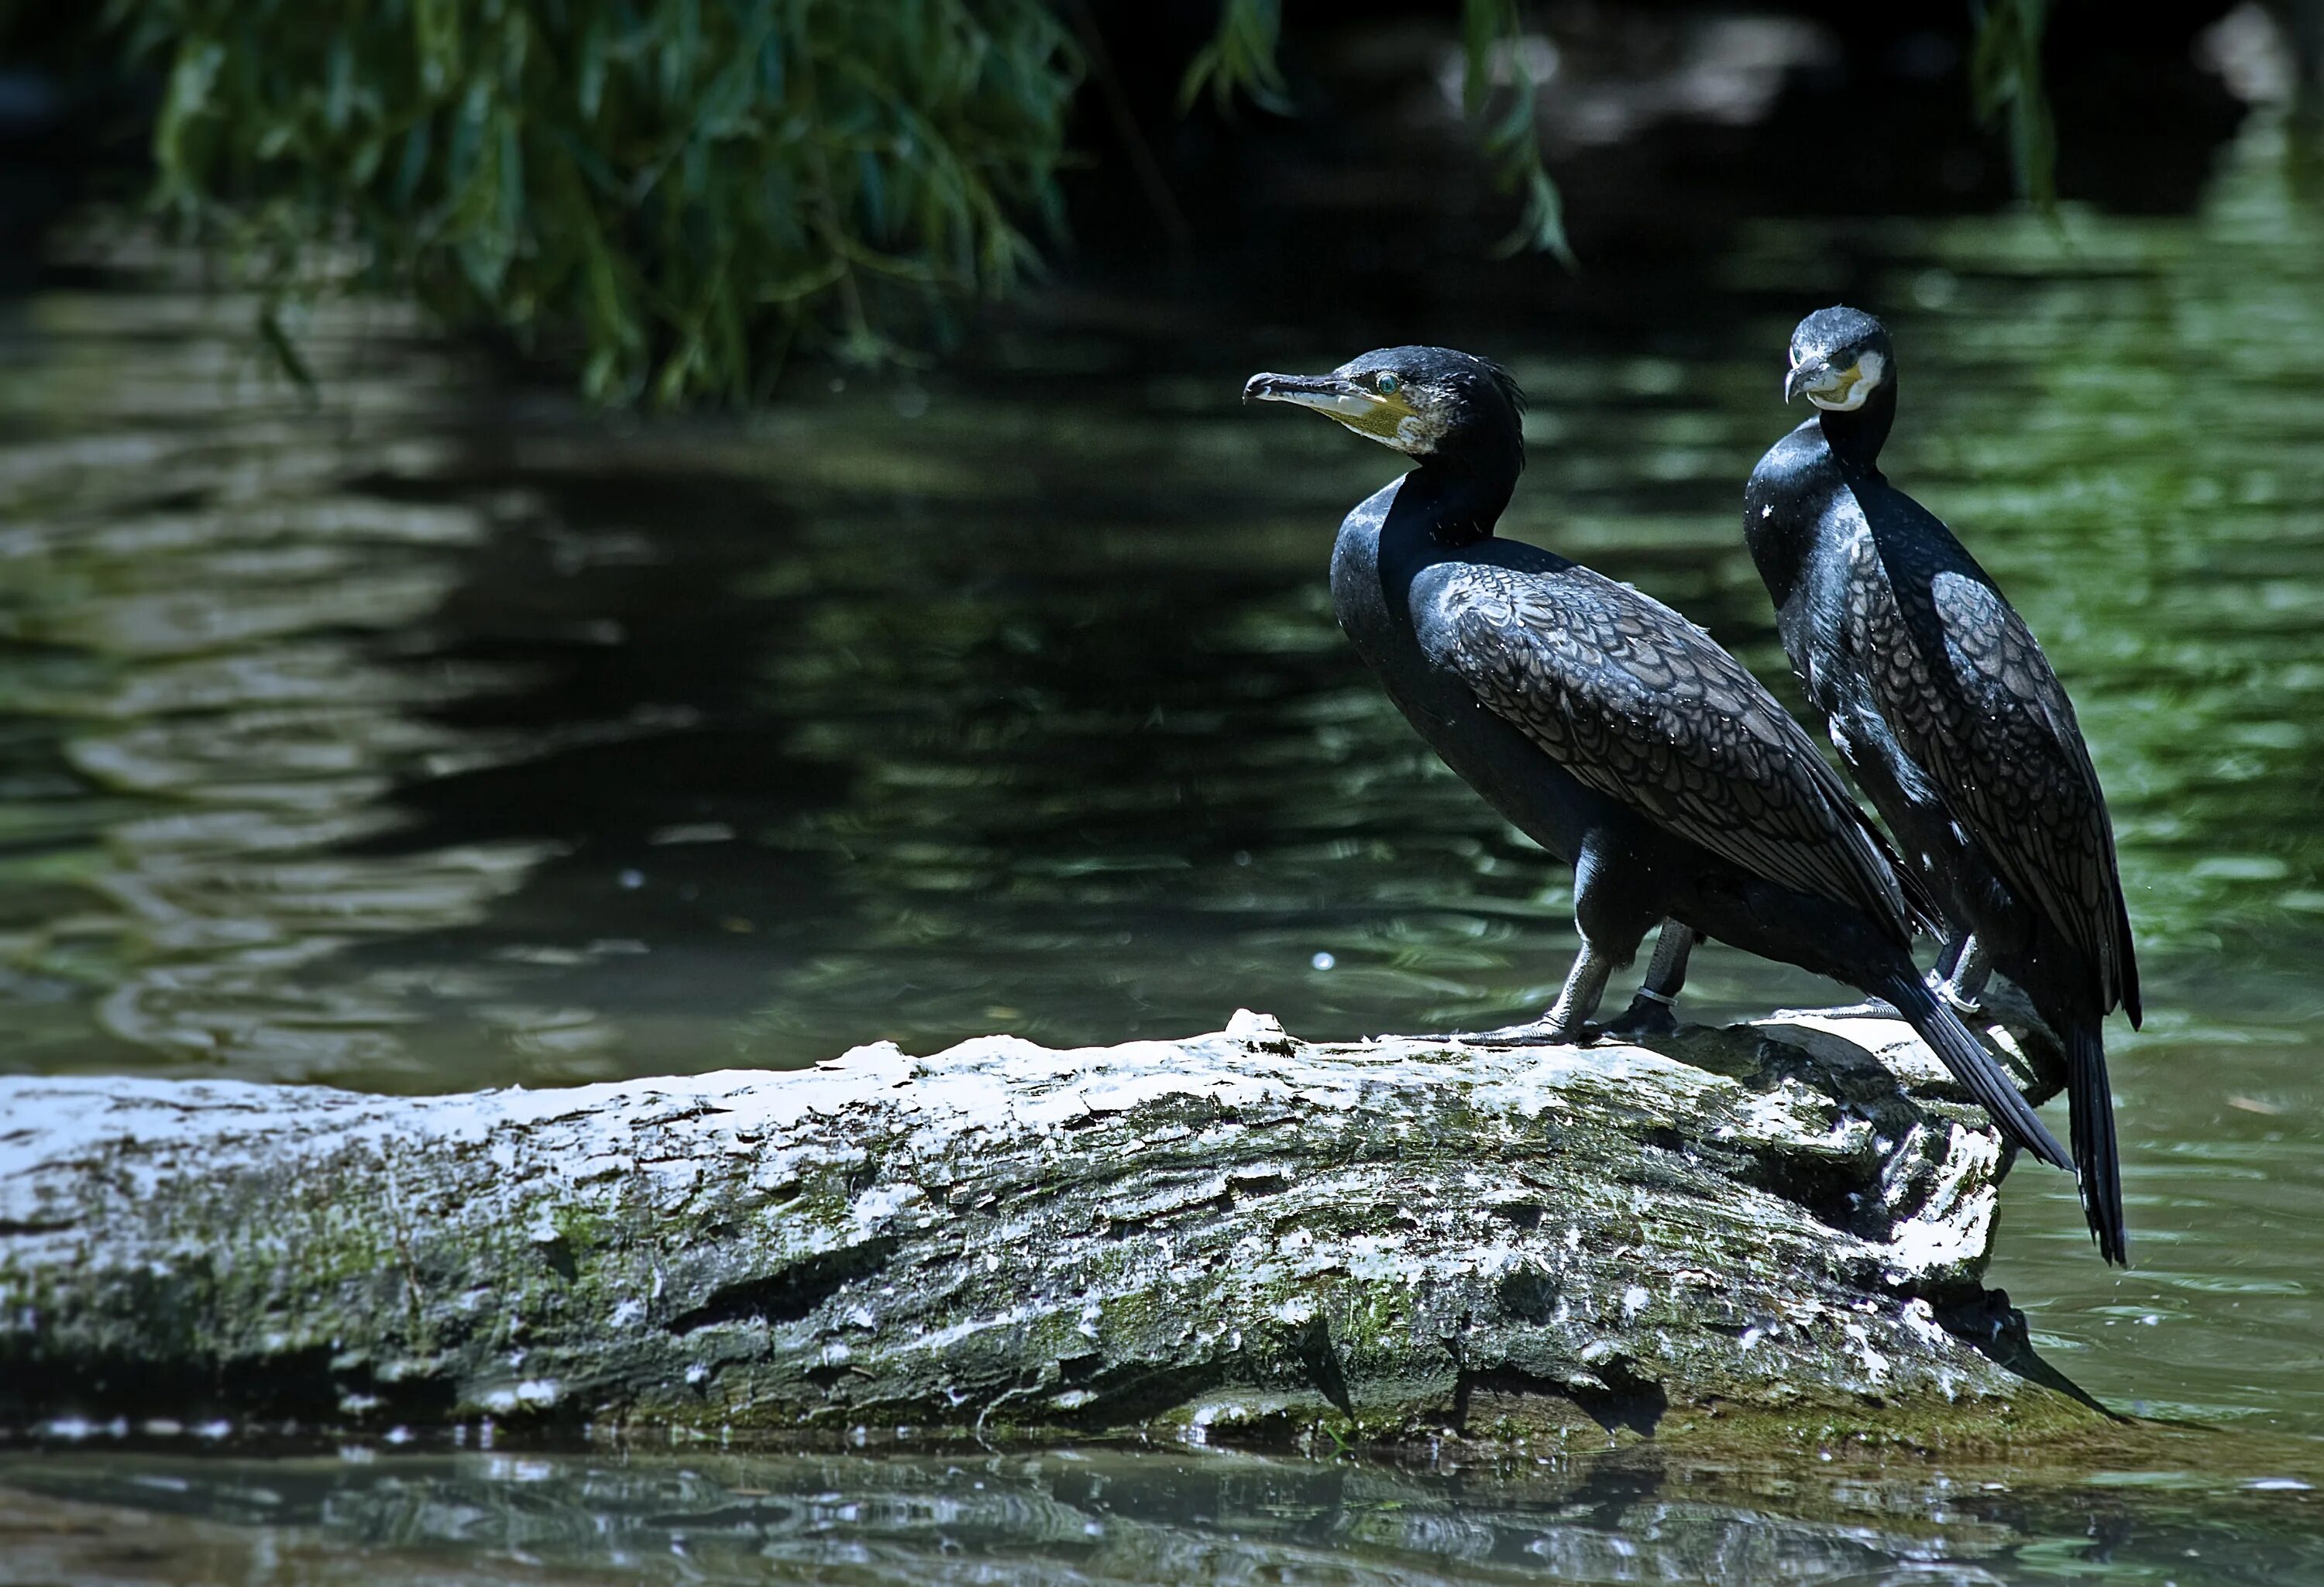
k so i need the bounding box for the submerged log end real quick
[0,1002,2106,1452]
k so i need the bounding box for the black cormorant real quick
[1245,345,2071,1171]
[1738,305,2138,1264]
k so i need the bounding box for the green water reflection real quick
[4,1444,2321,1585]
[1,105,2321,1501]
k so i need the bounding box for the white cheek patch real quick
[1394,411,1446,454]
[1807,349,1886,413]
[1391,397,1452,455]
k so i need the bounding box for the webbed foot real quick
[1418,1018,1601,1048]
[1603,992,1679,1039]
[1801,997,1903,1021]
[1932,976,1984,1018]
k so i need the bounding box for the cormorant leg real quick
[1544,941,1618,1036]
[1485,941,1618,1046]
[1422,847,1652,1048]
[1605,920,1695,1037]
[1939,933,1992,1016]
[1442,939,1621,1048]
[1934,931,1971,983]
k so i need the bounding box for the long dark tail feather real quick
[1881,972,2073,1172]
[2068,1020,2130,1266]
[2113,885,2144,1030]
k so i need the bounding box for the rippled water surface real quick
[2,110,2322,1575]
[3,1443,2323,1586]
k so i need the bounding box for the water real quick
[2,112,2322,1575]
[2,1443,2322,1585]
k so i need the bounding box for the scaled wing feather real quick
[1424,564,1914,937]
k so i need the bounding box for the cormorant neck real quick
[1394,453,1516,548]
[1816,378,1896,472]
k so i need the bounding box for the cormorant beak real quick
[1783,354,1830,405]
[1245,371,1370,416]
[1243,371,1420,447]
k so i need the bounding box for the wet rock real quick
[0,1005,2103,1449]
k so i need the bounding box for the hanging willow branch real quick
[85,0,1081,405]
[1969,0,2058,208]
[1183,0,1571,263]
[1191,0,2059,266]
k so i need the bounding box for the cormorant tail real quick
[2114,885,2144,1030]
[1880,972,2072,1172]
[2069,1020,2130,1266]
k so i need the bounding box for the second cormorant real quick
[1741,305,2139,1265]
[1244,344,2071,1172]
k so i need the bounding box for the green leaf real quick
[1461,0,1573,268]
[577,12,607,119]
[394,119,434,207]
[414,0,462,98]
[1180,0,1287,116]
[154,39,226,182]
[256,297,318,393]
[1969,0,2058,210]
[325,36,354,132]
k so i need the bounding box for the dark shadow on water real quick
[1937,1287,2128,1424]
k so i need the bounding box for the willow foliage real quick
[109,0,1078,403]
[49,0,2054,404]
[1188,0,1573,263]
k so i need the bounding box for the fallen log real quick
[0,1006,2106,1450]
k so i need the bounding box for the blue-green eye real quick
[1375,373,1400,395]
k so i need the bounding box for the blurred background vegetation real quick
[0,0,2102,404]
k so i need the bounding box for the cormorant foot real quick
[1603,992,1679,1039]
[1423,1018,1600,1049]
[1805,997,1903,1021]
[1473,1018,1602,1047]
[1933,976,1984,1018]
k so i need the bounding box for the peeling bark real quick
[0,1006,2105,1449]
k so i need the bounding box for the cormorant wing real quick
[1848,534,2141,1021]
[1419,562,1917,938]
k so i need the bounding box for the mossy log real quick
[0,1007,2106,1450]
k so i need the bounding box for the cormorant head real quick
[1243,346,1525,473]
[1784,306,1893,412]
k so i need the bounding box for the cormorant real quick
[1738,305,2138,1264]
[1245,345,2071,1171]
